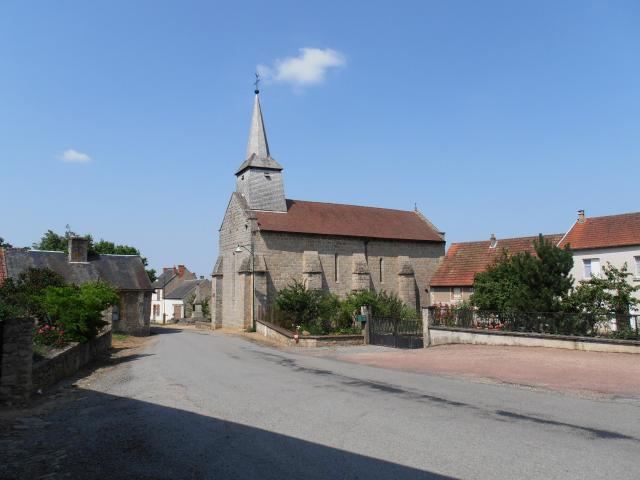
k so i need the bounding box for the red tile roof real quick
[254,199,444,242]
[558,212,640,251]
[430,234,564,287]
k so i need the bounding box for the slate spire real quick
[235,90,283,175]
[246,92,270,160]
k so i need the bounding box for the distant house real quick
[1,237,153,336]
[150,265,196,323]
[163,278,211,321]
[559,210,640,312]
[429,233,564,305]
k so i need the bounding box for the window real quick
[379,258,384,283]
[452,287,462,302]
[635,256,640,280]
[583,258,601,279]
[334,254,339,283]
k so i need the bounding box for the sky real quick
[1,1,639,277]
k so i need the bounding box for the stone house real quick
[430,233,563,305]
[150,265,196,323]
[1,237,153,336]
[212,90,445,329]
[558,210,640,313]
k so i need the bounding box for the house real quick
[559,210,640,311]
[212,88,445,329]
[429,233,564,305]
[1,237,153,336]
[150,265,196,323]
[163,278,211,321]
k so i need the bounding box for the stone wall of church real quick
[216,194,253,329]
[254,232,444,312]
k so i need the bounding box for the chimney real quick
[577,210,586,224]
[68,236,89,263]
[178,265,186,277]
[489,233,498,249]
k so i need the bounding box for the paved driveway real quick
[2,327,639,479]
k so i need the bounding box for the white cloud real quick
[258,48,346,88]
[58,149,91,163]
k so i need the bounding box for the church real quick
[212,89,445,329]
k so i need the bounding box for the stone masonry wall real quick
[116,291,151,336]
[255,232,444,312]
[0,317,34,405]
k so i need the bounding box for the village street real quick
[2,327,640,480]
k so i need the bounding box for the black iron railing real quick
[369,316,423,348]
[427,306,640,339]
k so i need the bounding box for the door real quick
[173,304,182,319]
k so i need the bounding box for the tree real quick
[471,235,574,312]
[0,267,66,320]
[567,262,639,331]
[33,228,157,282]
[0,237,12,248]
[39,282,119,342]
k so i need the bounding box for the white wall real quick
[571,245,640,312]
[150,290,185,323]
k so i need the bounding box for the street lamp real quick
[235,244,256,331]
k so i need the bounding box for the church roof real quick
[254,199,444,242]
[235,93,283,175]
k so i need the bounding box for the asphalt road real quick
[3,327,640,479]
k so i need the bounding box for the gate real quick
[369,316,423,349]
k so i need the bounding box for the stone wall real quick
[117,290,151,336]
[256,320,364,347]
[31,330,112,392]
[0,317,34,405]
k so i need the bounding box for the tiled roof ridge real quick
[447,233,564,248]
[284,198,424,214]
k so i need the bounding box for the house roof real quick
[2,249,153,291]
[558,211,640,251]
[152,269,176,288]
[165,279,204,300]
[254,199,444,242]
[430,234,564,287]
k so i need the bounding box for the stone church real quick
[212,90,445,329]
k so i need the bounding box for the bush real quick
[33,324,68,348]
[274,281,415,335]
[39,282,119,343]
[0,268,65,320]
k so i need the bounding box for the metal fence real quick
[427,306,639,339]
[369,316,423,348]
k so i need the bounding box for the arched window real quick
[379,258,384,283]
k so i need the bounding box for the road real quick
[2,327,640,479]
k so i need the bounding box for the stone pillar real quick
[0,317,35,405]
[422,307,431,348]
[302,251,323,290]
[397,256,417,310]
[212,256,224,329]
[351,253,371,292]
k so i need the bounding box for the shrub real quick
[339,290,417,325]
[33,324,68,348]
[39,282,119,343]
[0,267,65,320]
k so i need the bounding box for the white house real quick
[150,265,196,323]
[559,210,640,317]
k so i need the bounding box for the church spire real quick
[245,92,270,160]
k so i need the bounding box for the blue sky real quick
[1,1,639,276]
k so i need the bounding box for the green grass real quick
[112,333,130,341]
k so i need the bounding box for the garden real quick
[0,267,120,359]
[431,236,640,339]
[264,279,418,336]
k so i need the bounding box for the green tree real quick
[567,262,639,331]
[40,282,119,342]
[33,228,157,282]
[0,237,12,248]
[471,235,574,312]
[0,267,66,320]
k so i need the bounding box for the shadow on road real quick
[150,326,185,335]
[3,389,456,480]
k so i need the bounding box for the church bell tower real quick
[235,88,287,212]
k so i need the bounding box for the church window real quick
[264,173,272,180]
[379,258,384,283]
[334,254,339,283]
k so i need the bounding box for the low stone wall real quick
[256,320,363,347]
[195,321,212,330]
[427,326,640,354]
[0,318,35,405]
[31,330,112,392]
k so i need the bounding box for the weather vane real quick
[254,72,260,94]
